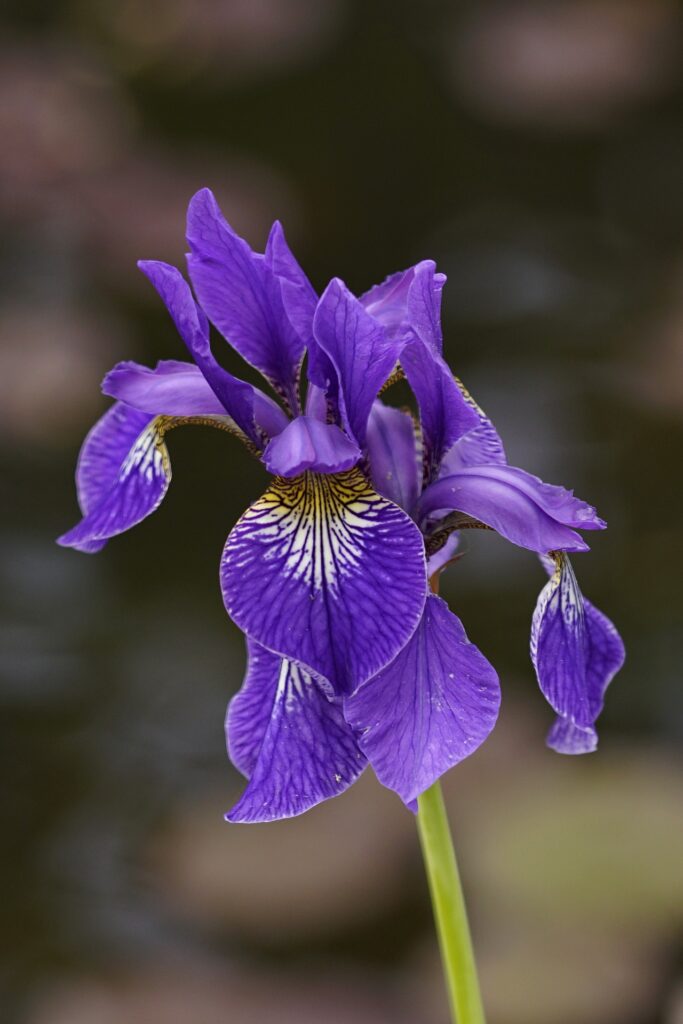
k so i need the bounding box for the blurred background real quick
[1,1,682,1021]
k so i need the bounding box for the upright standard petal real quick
[531,553,625,754]
[345,595,500,807]
[225,640,366,822]
[138,260,266,445]
[363,261,478,477]
[365,401,420,513]
[57,403,172,552]
[221,468,427,695]
[360,266,413,336]
[401,341,480,479]
[186,189,308,411]
[312,279,407,449]
[266,219,318,349]
[262,416,361,477]
[361,260,446,352]
[419,464,605,553]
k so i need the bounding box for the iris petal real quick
[186,189,309,412]
[102,360,227,416]
[221,467,427,695]
[419,464,605,553]
[360,265,414,335]
[138,260,269,445]
[266,219,318,351]
[225,640,365,822]
[440,395,507,471]
[360,261,479,476]
[58,404,172,552]
[401,342,480,479]
[361,260,446,352]
[531,553,625,754]
[312,278,408,449]
[426,532,461,577]
[345,595,500,807]
[262,415,361,477]
[365,401,420,513]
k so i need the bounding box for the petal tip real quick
[546,715,599,755]
[56,528,106,554]
[188,186,216,211]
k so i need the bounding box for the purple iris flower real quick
[344,262,624,807]
[58,189,624,823]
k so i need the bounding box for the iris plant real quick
[59,189,624,1023]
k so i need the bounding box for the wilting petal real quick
[222,468,427,695]
[312,279,407,449]
[58,404,172,552]
[345,595,500,806]
[361,260,446,352]
[365,401,420,513]
[263,415,361,477]
[138,260,271,445]
[226,640,365,822]
[419,464,605,553]
[401,341,480,478]
[531,554,625,754]
[186,189,308,411]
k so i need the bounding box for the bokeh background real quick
[1,1,682,1022]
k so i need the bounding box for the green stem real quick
[417,781,486,1024]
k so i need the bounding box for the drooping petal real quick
[186,189,309,411]
[546,717,599,755]
[361,260,446,352]
[401,340,480,479]
[225,640,365,822]
[262,415,361,477]
[345,595,500,807]
[418,464,605,553]
[365,401,420,513]
[57,404,172,552]
[138,260,270,445]
[221,468,428,695]
[312,278,407,449]
[531,553,625,754]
